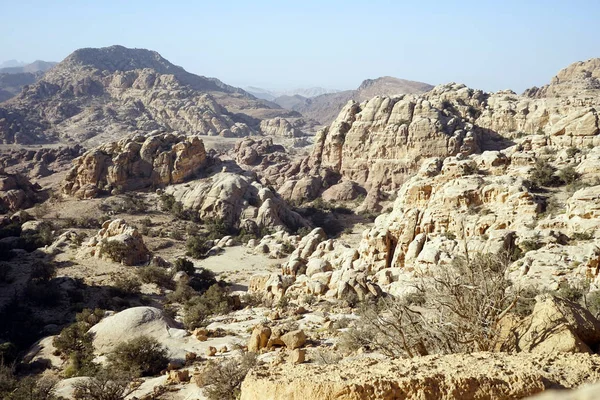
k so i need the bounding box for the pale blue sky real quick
[1,0,598,92]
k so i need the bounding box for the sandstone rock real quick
[501,295,600,353]
[526,382,600,400]
[0,45,303,145]
[281,330,306,350]
[289,349,306,364]
[206,346,217,357]
[248,325,271,352]
[166,172,310,232]
[260,118,304,138]
[166,369,190,384]
[88,307,183,355]
[321,180,366,202]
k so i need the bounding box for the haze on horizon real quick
[1,0,599,93]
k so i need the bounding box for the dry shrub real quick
[200,353,257,400]
[342,252,518,357]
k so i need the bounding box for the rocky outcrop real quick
[240,352,600,400]
[249,228,379,301]
[63,132,207,198]
[166,172,310,232]
[310,92,481,192]
[233,137,288,167]
[0,171,42,212]
[501,295,600,354]
[80,219,149,265]
[0,45,299,145]
[260,118,304,137]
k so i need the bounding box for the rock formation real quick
[80,219,150,265]
[63,132,207,198]
[259,117,305,137]
[0,171,43,212]
[166,171,310,232]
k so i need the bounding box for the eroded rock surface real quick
[240,352,600,400]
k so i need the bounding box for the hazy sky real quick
[1,0,599,92]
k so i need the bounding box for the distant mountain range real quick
[246,86,341,101]
[0,60,57,74]
[0,60,58,103]
[273,76,434,125]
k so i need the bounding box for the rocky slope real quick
[0,45,302,145]
[275,76,434,125]
[0,72,41,103]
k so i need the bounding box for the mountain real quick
[274,76,434,125]
[0,45,302,145]
[246,86,340,101]
[0,60,25,69]
[0,60,56,74]
[0,72,40,103]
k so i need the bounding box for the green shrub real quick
[166,280,197,304]
[173,258,195,275]
[183,284,234,329]
[566,147,580,158]
[30,261,56,282]
[0,363,59,400]
[530,159,558,187]
[557,166,579,185]
[188,267,217,292]
[111,275,141,296]
[101,240,130,264]
[53,322,97,377]
[136,265,173,288]
[186,235,212,259]
[73,367,136,400]
[107,335,168,377]
[570,231,594,241]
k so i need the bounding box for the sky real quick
[1,0,599,93]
